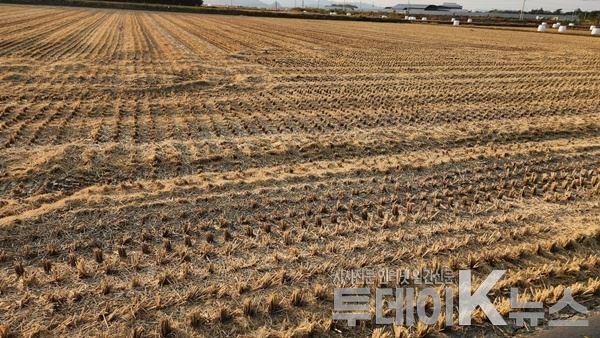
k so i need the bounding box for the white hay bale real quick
[329,12,337,15]
[451,17,455,22]
[541,22,547,27]
[590,25,596,31]
[381,15,388,19]
[568,23,575,27]
[421,17,427,21]
[552,23,560,28]
[404,15,409,20]
[346,12,351,16]
[467,18,473,23]
[592,28,600,36]
[558,26,567,33]
[537,25,546,32]
[453,20,460,26]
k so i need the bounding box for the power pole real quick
[519,0,526,20]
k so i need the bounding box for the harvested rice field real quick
[0,4,600,337]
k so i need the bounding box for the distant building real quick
[441,2,462,10]
[392,3,428,11]
[391,2,462,12]
[326,4,358,10]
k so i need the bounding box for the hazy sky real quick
[377,0,600,11]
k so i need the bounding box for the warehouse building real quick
[392,2,463,12]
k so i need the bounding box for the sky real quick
[377,0,600,11]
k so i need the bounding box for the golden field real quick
[0,4,599,337]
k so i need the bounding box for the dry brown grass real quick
[0,3,599,337]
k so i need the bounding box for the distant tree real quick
[553,8,562,15]
[589,10,600,24]
[102,0,204,6]
[529,8,545,14]
[169,0,203,5]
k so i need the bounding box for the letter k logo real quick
[459,270,507,326]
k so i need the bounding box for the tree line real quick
[97,0,203,6]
